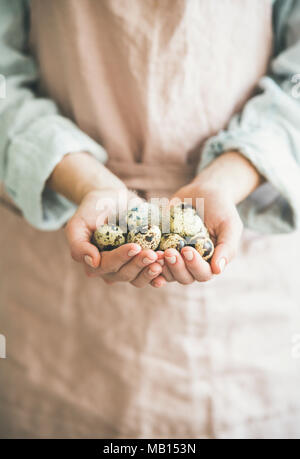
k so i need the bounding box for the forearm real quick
[47,151,126,205]
[194,151,264,204]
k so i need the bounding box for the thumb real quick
[65,216,101,268]
[210,215,243,275]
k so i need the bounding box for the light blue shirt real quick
[0,0,299,233]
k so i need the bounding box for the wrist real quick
[71,153,128,203]
[194,151,264,204]
[47,151,127,205]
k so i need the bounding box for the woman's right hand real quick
[64,190,165,288]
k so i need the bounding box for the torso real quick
[29,0,272,194]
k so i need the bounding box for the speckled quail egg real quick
[159,233,186,252]
[93,224,126,251]
[127,225,161,250]
[184,227,210,246]
[192,237,215,261]
[127,202,160,231]
[172,203,196,213]
[169,205,204,237]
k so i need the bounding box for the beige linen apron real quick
[1,0,300,438]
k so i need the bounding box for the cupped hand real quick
[151,182,243,287]
[84,245,164,288]
[65,190,163,288]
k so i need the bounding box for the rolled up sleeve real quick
[0,0,107,230]
[198,0,300,234]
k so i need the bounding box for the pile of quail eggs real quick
[93,202,214,261]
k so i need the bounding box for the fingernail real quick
[183,250,193,261]
[165,256,177,265]
[157,259,164,266]
[218,258,226,273]
[148,267,157,276]
[128,248,141,257]
[84,255,94,268]
[143,257,154,265]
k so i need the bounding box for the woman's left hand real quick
[152,182,243,287]
[152,151,263,288]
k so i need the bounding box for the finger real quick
[164,249,194,285]
[65,216,101,268]
[211,217,243,275]
[111,249,158,282]
[161,264,175,282]
[103,278,115,285]
[156,251,165,267]
[84,243,142,277]
[131,263,162,288]
[100,243,142,274]
[181,247,213,282]
[155,251,174,280]
[154,252,174,283]
[84,264,99,278]
[151,275,167,288]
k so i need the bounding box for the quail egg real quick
[127,225,161,250]
[193,237,215,261]
[127,202,160,231]
[185,227,210,246]
[170,205,204,237]
[93,224,126,251]
[159,233,186,252]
